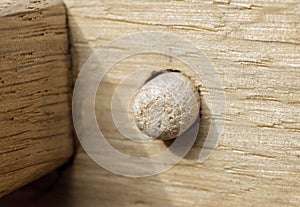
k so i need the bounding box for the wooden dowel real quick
[131,71,200,140]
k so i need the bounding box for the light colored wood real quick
[65,0,300,205]
[0,0,74,197]
[1,0,300,206]
[56,0,300,206]
[132,71,200,140]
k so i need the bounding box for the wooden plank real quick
[63,0,300,206]
[1,0,300,206]
[0,0,74,197]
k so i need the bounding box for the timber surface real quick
[0,0,74,197]
[1,0,300,206]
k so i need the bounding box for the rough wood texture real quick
[132,71,200,140]
[65,0,300,205]
[0,0,74,197]
[1,0,300,206]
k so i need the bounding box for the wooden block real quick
[0,0,74,197]
[61,0,300,206]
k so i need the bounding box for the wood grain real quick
[48,0,300,207]
[65,0,300,206]
[1,0,300,206]
[0,0,74,197]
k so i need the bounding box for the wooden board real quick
[0,0,74,197]
[1,0,300,206]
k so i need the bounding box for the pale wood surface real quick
[0,0,74,197]
[64,0,300,205]
[132,71,201,140]
[1,0,300,206]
